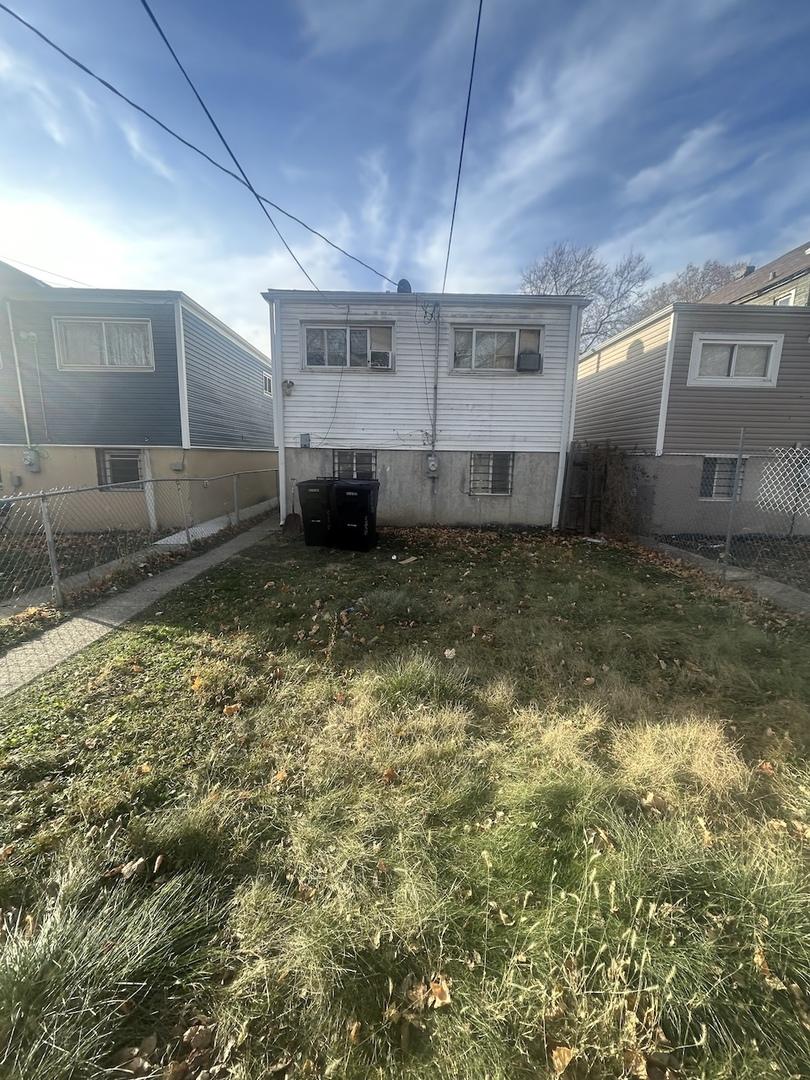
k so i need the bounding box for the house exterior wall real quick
[4,296,182,447]
[0,303,27,445]
[575,311,671,450]
[272,294,577,452]
[738,273,810,308]
[286,447,558,527]
[662,305,810,454]
[182,306,274,449]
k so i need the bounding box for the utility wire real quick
[137,0,317,288]
[441,0,483,294]
[0,1,398,288]
[0,254,95,287]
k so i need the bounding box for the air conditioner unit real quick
[516,351,542,372]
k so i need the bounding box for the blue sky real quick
[1,0,809,348]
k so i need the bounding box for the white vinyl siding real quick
[277,299,574,452]
[54,317,155,370]
[263,372,273,397]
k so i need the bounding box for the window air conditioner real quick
[516,351,542,372]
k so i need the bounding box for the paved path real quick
[0,520,275,699]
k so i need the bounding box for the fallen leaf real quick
[444,648,456,660]
[191,675,204,692]
[623,1048,648,1077]
[0,843,15,862]
[428,973,452,1008]
[582,676,595,686]
[754,943,787,990]
[756,760,776,777]
[381,766,399,785]
[136,762,152,775]
[120,857,146,881]
[223,703,241,717]
[153,853,165,874]
[274,768,289,785]
[641,791,669,817]
[551,1045,578,1074]
[347,1019,362,1044]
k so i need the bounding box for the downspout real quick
[551,303,583,529]
[6,301,31,446]
[430,301,440,450]
[269,298,287,521]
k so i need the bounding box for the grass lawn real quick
[1,528,809,1079]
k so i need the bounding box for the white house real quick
[263,288,588,527]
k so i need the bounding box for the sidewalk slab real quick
[0,520,276,699]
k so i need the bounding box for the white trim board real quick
[655,310,677,455]
[551,303,581,529]
[174,298,191,448]
[686,331,783,388]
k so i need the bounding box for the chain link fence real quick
[0,468,278,617]
[659,434,810,593]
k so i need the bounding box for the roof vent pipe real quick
[397,278,412,293]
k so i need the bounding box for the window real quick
[687,333,782,387]
[453,327,543,372]
[333,449,377,480]
[773,290,795,306]
[263,372,273,397]
[54,318,154,370]
[305,325,393,369]
[96,449,144,490]
[469,452,514,495]
[699,457,745,500]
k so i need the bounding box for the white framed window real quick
[304,325,393,370]
[773,289,795,306]
[687,332,782,388]
[333,449,376,480]
[96,449,144,490]
[469,452,514,495]
[54,317,155,371]
[453,327,543,372]
[263,372,273,397]
[699,457,745,500]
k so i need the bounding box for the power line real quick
[0,1,399,288]
[0,254,95,287]
[441,0,483,294]
[137,0,317,288]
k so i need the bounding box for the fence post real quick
[723,427,745,573]
[232,473,240,526]
[40,495,64,608]
[176,480,192,547]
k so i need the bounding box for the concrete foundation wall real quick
[0,445,277,532]
[640,454,810,537]
[285,448,559,527]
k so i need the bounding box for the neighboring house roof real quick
[701,241,810,304]
[0,259,51,291]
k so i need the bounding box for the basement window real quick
[470,452,514,495]
[96,449,144,490]
[699,457,745,500]
[305,326,393,369]
[333,449,377,480]
[453,327,543,372]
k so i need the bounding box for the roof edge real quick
[262,288,591,306]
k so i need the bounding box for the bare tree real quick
[625,259,749,323]
[520,242,651,352]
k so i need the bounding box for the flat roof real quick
[262,288,590,306]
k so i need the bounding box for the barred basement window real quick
[699,457,745,500]
[470,452,514,495]
[333,449,377,480]
[96,449,144,490]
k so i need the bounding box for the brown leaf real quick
[222,703,241,717]
[623,1048,648,1077]
[641,791,669,817]
[443,648,456,660]
[120,857,146,881]
[153,853,165,875]
[428,973,452,1008]
[754,943,787,990]
[274,768,289,785]
[381,766,399,785]
[756,760,776,777]
[0,843,15,862]
[550,1045,578,1074]
[136,762,152,776]
[191,675,204,693]
[347,1019,362,1044]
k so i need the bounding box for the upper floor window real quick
[773,290,795,306]
[453,327,543,372]
[54,318,155,371]
[687,333,783,388]
[304,325,393,370]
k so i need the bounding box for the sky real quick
[1,0,809,351]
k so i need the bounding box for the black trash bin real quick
[331,478,380,551]
[297,478,334,546]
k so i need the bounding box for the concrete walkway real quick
[0,520,275,699]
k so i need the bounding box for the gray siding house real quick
[702,240,810,308]
[0,262,276,517]
[575,302,810,534]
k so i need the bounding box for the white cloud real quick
[624,121,732,202]
[358,149,389,241]
[0,42,70,146]
[119,121,177,183]
[0,189,357,349]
